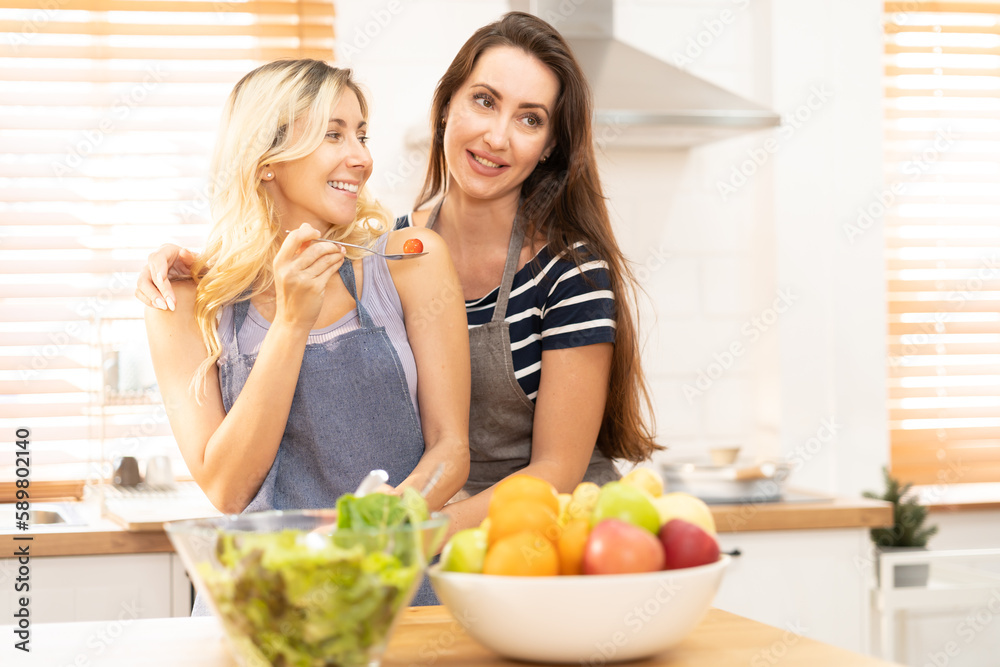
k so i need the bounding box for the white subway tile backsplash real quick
[703,258,753,316]
[649,377,703,438]
[637,257,700,318]
[649,441,708,470]
[650,318,747,376]
[614,0,754,92]
[702,376,754,436]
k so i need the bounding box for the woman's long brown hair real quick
[417,12,660,462]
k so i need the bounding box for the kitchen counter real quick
[709,490,892,532]
[0,501,177,557]
[0,492,892,557]
[0,605,900,666]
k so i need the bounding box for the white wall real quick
[339,0,889,498]
[608,0,888,498]
[607,0,781,476]
[769,0,888,500]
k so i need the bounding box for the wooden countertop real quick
[0,605,900,666]
[0,493,892,558]
[709,491,892,533]
[0,504,176,558]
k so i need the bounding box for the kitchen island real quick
[0,493,892,655]
[0,604,901,666]
[0,491,892,557]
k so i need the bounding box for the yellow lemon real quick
[652,492,717,534]
[621,467,665,498]
[568,481,600,520]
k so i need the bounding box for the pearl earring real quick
[265,171,273,179]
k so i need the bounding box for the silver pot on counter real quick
[660,461,791,504]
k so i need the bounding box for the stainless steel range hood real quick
[513,0,781,148]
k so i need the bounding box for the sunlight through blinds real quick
[0,0,335,479]
[885,0,1000,485]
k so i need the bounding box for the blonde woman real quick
[144,60,470,528]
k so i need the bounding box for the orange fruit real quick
[483,530,559,576]
[557,518,591,575]
[489,474,560,516]
[488,499,560,546]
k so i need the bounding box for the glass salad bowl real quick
[165,491,448,667]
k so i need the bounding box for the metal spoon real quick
[419,463,446,499]
[354,469,390,496]
[285,231,428,259]
[305,469,389,545]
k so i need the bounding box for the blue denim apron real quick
[191,259,438,614]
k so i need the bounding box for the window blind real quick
[0,0,335,479]
[884,0,1000,485]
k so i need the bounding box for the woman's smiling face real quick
[266,90,373,232]
[443,45,560,203]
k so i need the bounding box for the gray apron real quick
[426,203,619,496]
[192,259,437,614]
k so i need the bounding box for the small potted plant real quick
[863,467,938,587]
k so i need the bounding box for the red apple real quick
[659,519,720,570]
[583,519,666,575]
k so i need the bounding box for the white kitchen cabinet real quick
[171,553,194,617]
[870,548,1000,667]
[713,528,872,654]
[0,553,185,624]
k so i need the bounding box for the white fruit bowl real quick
[428,555,729,664]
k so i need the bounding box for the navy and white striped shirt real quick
[395,214,616,401]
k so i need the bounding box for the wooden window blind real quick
[885,1,1000,485]
[0,0,334,481]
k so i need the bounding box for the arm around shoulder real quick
[144,281,231,506]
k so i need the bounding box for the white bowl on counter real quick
[428,555,730,664]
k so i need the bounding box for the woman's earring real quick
[264,171,273,180]
[540,156,548,164]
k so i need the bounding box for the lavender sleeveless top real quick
[216,233,419,417]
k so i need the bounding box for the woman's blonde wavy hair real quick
[190,59,391,396]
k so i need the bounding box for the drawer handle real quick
[722,548,742,557]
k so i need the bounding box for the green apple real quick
[590,481,660,534]
[440,528,488,573]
